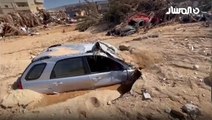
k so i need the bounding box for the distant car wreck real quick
[106,12,161,37]
[17,42,141,94]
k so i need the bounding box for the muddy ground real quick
[0,22,211,120]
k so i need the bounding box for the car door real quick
[86,55,128,88]
[49,57,92,93]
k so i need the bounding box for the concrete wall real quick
[0,0,44,15]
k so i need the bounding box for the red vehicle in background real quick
[128,12,161,27]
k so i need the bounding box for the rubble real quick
[0,9,70,37]
[182,103,201,119]
[103,0,212,37]
[106,24,137,37]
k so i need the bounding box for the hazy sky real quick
[44,0,80,9]
[44,0,101,9]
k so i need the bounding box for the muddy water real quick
[35,84,122,108]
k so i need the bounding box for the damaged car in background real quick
[17,42,141,94]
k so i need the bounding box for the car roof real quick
[32,42,120,63]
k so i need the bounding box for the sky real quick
[44,0,80,9]
[44,0,101,9]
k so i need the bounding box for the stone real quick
[62,29,66,33]
[199,79,203,82]
[107,101,112,105]
[193,65,200,70]
[148,34,159,38]
[119,44,131,51]
[133,36,148,41]
[182,103,201,119]
[30,55,36,59]
[133,37,142,41]
[32,110,40,113]
[187,44,194,51]
[165,107,172,113]
[170,109,186,120]
[143,92,151,100]
[170,38,175,41]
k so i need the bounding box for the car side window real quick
[86,56,124,73]
[25,63,46,81]
[51,57,86,79]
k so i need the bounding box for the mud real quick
[0,23,211,120]
[120,49,163,69]
[34,84,122,108]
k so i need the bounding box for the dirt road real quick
[0,23,211,120]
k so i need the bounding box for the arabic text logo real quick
[166,6,200,15]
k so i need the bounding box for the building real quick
[67,0,108,18]
[0,0,44,15]
[95,0,109,13]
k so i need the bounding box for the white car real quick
[17,42,141,94]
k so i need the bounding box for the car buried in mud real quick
[17,42,141,94]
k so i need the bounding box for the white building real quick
[0,0,44,15]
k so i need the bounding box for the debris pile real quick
[0,9,70,37]
[105,0,212,36]
[0,11,46,36]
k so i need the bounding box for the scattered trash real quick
[143,92,151,100]
[0,9,71,37]
[106,24,137,37]
[142,90,152,100]
[179,11,212,23]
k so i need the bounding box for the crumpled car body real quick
[18,42,141,94]
[128,12,161,26]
